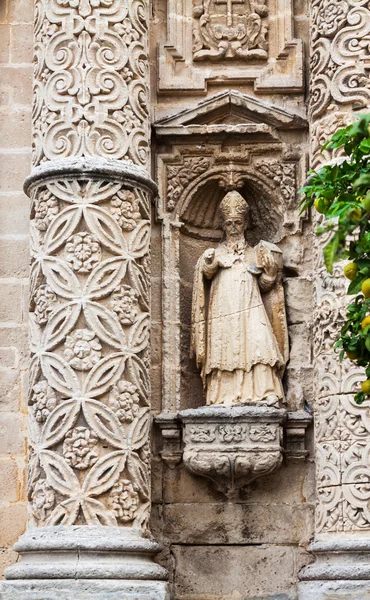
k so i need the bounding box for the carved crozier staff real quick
[190,190,289,407]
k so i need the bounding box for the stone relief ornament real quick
[192,0,268,61]
[158,0,303,91]
[27,176,152,529]
[180,406,285,495]
[190,190,289,408]
[33,0,150,167]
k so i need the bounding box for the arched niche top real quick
[174,167,287,245]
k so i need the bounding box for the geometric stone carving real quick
[25,162,154,531]
[158,0,303,92]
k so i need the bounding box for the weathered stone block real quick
[0,281,22,322]
[0,459,19,502]
[284,278,313,325]
[0,238,29,277]
[10,24,33,63]
[0,503,26,548]
[0,413,26,455]
[0,109,31,150]
[172,544,298,599]
[288,324,312,368]
[0,369,21,412]
[161,501,314,545]
[0,348,18,369]
[0,26,10,63]
[0,194,29,235]
[0,67,32,107]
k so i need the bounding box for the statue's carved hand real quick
[204,248,216,264]
[261,253,277,278]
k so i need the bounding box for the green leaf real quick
[323,234,339,274]
[347,274,365,295]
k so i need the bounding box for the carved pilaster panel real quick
[27,173,152,531]
[310,0,370,168]
[33,0,150,168]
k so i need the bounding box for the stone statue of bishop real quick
[190,190,289,407]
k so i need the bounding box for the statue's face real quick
[223,215,245,239]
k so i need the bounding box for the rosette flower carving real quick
[31,380,57,423]
[109,380,140,423]
[63,427,99,470]
[31,479,55,522]
[34,284,57,325]
[113,19,140,44]
[110,190,141,231]
[111,285,139,325]
[314,0,348,38]
[109,479,139,522]
[64,328,102,370]
[34,189,58,231]
[112,106,141,132]
[65,232,101,273]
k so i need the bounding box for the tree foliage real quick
[300,114,370,403]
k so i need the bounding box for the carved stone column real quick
[299,1,370,597]
[0,0,168,597]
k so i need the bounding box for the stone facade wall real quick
[0,0,33,576]
[0,0,331,597]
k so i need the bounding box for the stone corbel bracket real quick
[155,407,312,495]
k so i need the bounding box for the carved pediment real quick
[154,91,307,137]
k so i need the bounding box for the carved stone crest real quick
[192,0,268,61]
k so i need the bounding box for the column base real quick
[1,526,169,600]
[299,537,370,599]
[298,580,370,599]
[0,579,170,600]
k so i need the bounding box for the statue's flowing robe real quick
[190,241,289,406]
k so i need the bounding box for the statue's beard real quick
[226,236,246,254]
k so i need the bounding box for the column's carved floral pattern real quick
[31,479,56,522]
[63,427,99,469]
[28,177,152,530]
[65,233,101,273]
[33,0,150,168]
[109,380,140,422]
[109,479,140,522]
[34,285,58,325]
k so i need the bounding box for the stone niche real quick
[154,91,312,495]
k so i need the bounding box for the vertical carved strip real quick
[310,0,370,539]
[28,177,152,530]
[33,0,150,167]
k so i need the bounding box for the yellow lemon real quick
[349,207,362,221]
[314,197,330,214]
[362,279,370,298]
[346,349,360,360]
[362,315,370,329]
[361,380,370,395]
[343,262,358,280]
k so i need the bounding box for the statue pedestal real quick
[179,406,286,496]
